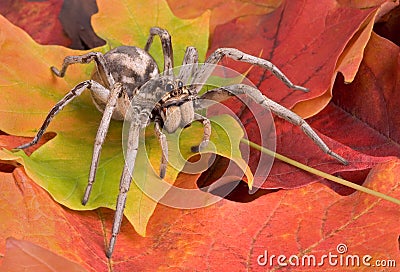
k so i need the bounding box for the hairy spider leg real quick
[17,52,114,150]
[192,47,310,95]
[178,46,199,84]
[154,119,168,179]
[16,80,110,150]
[144,27,174,76]
[187,47,346,164]
[51,51,115,88]
[177,46,212,153]
[143,27,174,178]
[107,42,206,258]
[47,51,127,205]
[199,84,348,165]
[107,117,142,258]
[191,113,211,153]
[82,83,123,205]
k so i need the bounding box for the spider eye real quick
[177,80,184,89]
[165,83,174,92]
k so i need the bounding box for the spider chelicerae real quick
[17,27,348,258]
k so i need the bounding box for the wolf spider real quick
[17,27,348,258]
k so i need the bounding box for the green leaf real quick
[0,0,253,235]
[93,0,210,67]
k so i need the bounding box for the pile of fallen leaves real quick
[0,0,399,271]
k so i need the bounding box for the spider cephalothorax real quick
[154,78,197,133]
[17,27,348,258]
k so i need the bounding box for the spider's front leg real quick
[82,83,124,205]
[154,119,168,179]
[106,115,143,258]
[179,46,199,84]
[200,84,348,165]
[191,113,211,153]
[193,48,309,95]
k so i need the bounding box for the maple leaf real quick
[1,238,86,272]
[1,0,400,269]
[0,169,108,271]
[308,32,400,158]
[1,160,399,270]
[297,15,400,196]
[0,0,71,46]
[197,0,399,192]
[140,160,400,271]
[0,0,254,239]
[166,0,282,35]
[207,0,390,115]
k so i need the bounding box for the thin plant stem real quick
[241,138,400,206]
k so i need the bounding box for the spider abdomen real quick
[91,46,159,120]
[104,46,159,95]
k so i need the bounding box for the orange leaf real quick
[0,169,108,271]
[0,0,71,46]
[167,0,281,35]
[208,1,390,117]
[308,32,400,158]
[112,159,400,270]
[0,0,214,239]
[1,238,86,272]
[1,160,399,270]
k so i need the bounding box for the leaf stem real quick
[241,138,400,206]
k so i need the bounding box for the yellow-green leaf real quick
[0,0,253,235]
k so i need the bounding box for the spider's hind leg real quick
[144,27,173,75]
[16,80,107,150]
